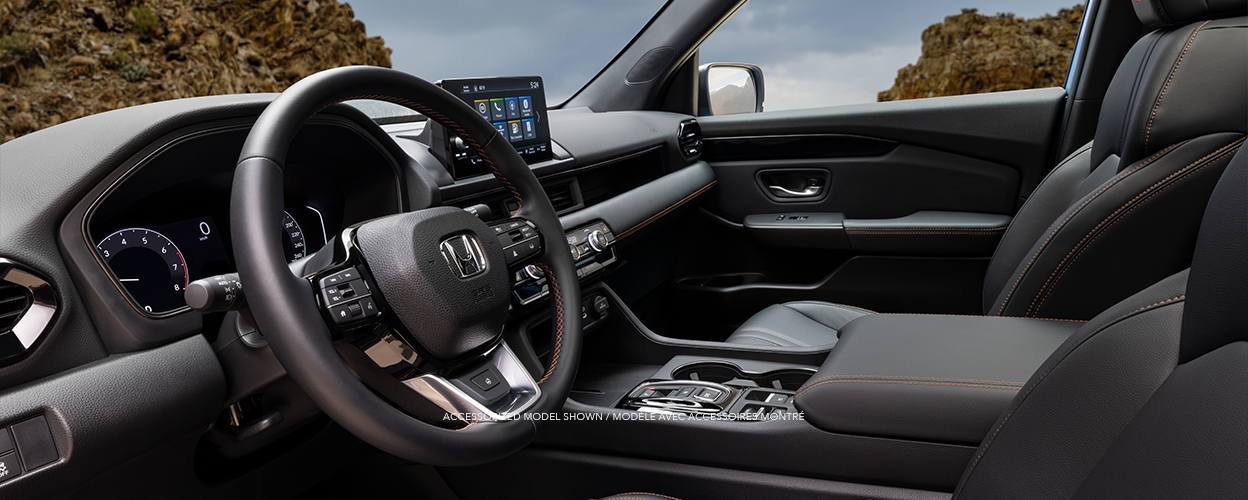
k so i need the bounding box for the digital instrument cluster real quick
[94,208,325,315]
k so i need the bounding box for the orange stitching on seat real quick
[1146,21,1209,155]
[736,328,808,347]
[453,420,477,431]
[995,143,1178,316]
[315,94,525,209]
[963,293,1186,476]
[1133,295,1185,313]
[793,379,1022,402]
[616,180,717,240]
[1026,140,1243,316]
[537,262,563,384]
[798,374,1023,396]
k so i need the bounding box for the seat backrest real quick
[981,3,1246,320]
[954,108,1248,498]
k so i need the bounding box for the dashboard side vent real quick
[546,182,578,212]
[678,119,702,160]
[0,262,57,367]
[0,281,31,333]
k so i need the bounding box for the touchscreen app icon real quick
[475,100,490,121]
[505,97,520,120]
[490,99,506,121]
[522,119,536,140]
[508,121,524,142]
[519,96,534,118]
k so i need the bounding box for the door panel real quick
[646,88,1067,338]
[703,143,1020,221]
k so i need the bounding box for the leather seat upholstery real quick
[954,117,1248,500]
[726,4,1246,348]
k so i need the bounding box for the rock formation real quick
[879,5,1085,102]
[0,0,391,142]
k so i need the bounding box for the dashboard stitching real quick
[616,180,717,240]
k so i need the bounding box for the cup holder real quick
[671,362,814,391]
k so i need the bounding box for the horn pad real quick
[354,207,511,363]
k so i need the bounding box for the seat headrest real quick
[1090,17,1246,170]
[1133,0,1247,30]
[1180,146,1248,363]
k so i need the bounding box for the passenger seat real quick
[726,6,1247,348]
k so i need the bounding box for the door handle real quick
[768,185,823,198]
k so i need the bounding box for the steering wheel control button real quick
[358,297,378,317]
[11,415,57,470]
[319,267,360,288]
[0,428,13,455]
[452,365,511,406]
[323,279,369,307]
[329,303,355,324]
[471,370,500,391]
[0,452,20,484]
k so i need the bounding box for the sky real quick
[348,0,1084,111]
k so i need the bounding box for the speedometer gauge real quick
[282,211,307,262]
[96,228,188,314]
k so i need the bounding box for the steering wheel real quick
[229,66,581,465]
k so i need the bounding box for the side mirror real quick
[698,63,765,116]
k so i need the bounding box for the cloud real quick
[761,44,921,110]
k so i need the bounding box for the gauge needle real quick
[119,278,140,282]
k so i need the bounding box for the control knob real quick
[587,230,610,253]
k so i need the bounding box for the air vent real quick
[678,119,702,160]
[546,183,578,212]
[0,262,57,367]
[0,281,31,333]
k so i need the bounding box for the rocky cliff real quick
[0,0,391,142]
[879,5,1085,102]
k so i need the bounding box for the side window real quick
[698,0,1086,113]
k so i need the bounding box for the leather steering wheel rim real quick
[230,65,582,466]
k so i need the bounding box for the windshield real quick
[350,0,668,105]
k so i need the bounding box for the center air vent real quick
[545,182,581,213]
[0,261,57,367]
[678,119,702,160]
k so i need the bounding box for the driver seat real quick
[724,2,1247,348]
[596,92,1248,500]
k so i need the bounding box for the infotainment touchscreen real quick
[438,76,553,179]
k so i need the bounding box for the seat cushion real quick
[724,301,874,347]
[596,494,682,500]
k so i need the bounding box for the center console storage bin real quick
[795,314,1083,445]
